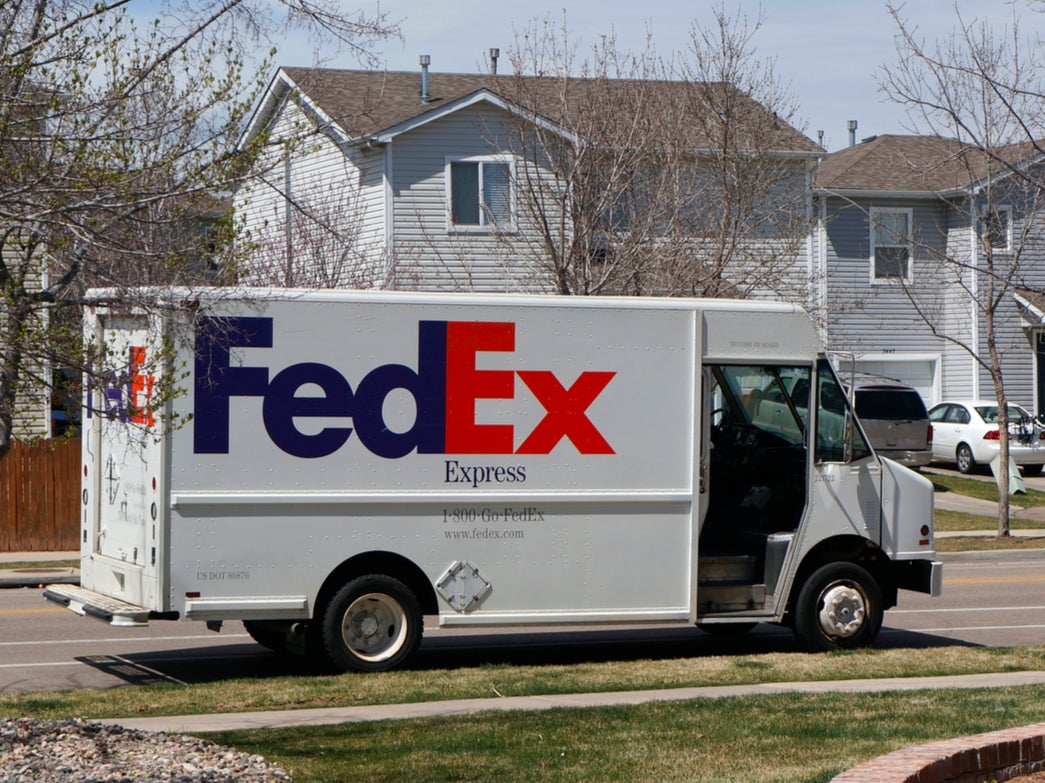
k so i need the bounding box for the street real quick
[1,554,1043,694]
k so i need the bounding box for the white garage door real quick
[854,359,937,406]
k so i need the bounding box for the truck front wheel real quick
[793,563,882,651]
[317,575,423,673]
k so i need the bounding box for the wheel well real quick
[787,536,897,616]
[315,551,439,619]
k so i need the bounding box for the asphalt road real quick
[1,554,1043,694]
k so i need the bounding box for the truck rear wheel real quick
[317,574,423,673]
[793,563,882,651]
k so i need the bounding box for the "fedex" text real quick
[193,317,616,459]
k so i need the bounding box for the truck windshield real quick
[711,365,809,446]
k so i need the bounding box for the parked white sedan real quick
[927,400,1045,476]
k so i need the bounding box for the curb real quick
[0,567,79,588]
[831,722,1045,783]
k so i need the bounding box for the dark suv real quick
[850,376,933,468]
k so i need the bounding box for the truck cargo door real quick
[86,314,161,601]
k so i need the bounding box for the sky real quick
[274,0,1043,151]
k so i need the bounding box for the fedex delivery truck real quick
[46,288,942,672]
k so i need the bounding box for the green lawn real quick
[6,648,1045,781]
[205,686,1045,783]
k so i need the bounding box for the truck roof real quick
[84,286,811,316]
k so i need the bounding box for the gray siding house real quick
[813,134,1045,411]
[233,66,823,299]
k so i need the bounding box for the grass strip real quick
[926,470,1045,506]
[205,685,1045,783]
[934,509,1040,531]
[936,535,1045,552]
[0,560,79,570]
[3,646,1045,721]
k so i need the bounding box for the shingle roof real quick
[276,67,822,154]
[1016,288,1045,320]
[814,133,1042,193]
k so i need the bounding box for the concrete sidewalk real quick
[96,670,1045,734]
[0,551,79,588]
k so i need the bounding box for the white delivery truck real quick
[46,288,942,672]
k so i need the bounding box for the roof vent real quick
[847,119,858,147]
[489,48,500,75]
[419,54,431,104]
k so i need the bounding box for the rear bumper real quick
[43,584,153,627]
[878,448,933,467]
[970,442,1045,465]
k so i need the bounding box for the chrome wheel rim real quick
[341,592,409,662]
[817,583,866,638]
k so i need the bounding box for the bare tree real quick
[487,7,818,299]
[879,1,1045,536]
[0,0,398,461]
[237,180,385,288]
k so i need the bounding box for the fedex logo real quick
[193,316,616,459]
[86,345,156,426]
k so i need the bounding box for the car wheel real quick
[793,563,883,652]
[316,574,423,673]
[956,443,976,474]
[1021,464,1044,477]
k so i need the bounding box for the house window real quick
[980,205,1011,252]
[448,158,512,229]
[870,207,912,282]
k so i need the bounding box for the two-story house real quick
[813,133,1045,411]
[232,64,823,299]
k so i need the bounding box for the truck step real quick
[43,584,150,627]
[697,554,757,583]
[698,582,767,613]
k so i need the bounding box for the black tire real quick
[956,443,976,474]
[793,563,883,652]
[1021,464,1044,477]
[316,574,423,673]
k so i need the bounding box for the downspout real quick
[819,194,829,343]
[969,191,980,399]
[383,141,394,287]
[284,154,293,286]
[804,162,823,341]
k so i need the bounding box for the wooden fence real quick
[0,439,80,552]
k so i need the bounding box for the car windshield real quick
[973,404,1032,424]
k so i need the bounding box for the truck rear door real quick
[84,312,165,610]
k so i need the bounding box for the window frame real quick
[980,204,1012,253]
[445,156,515,233]
[869,206,914,284]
